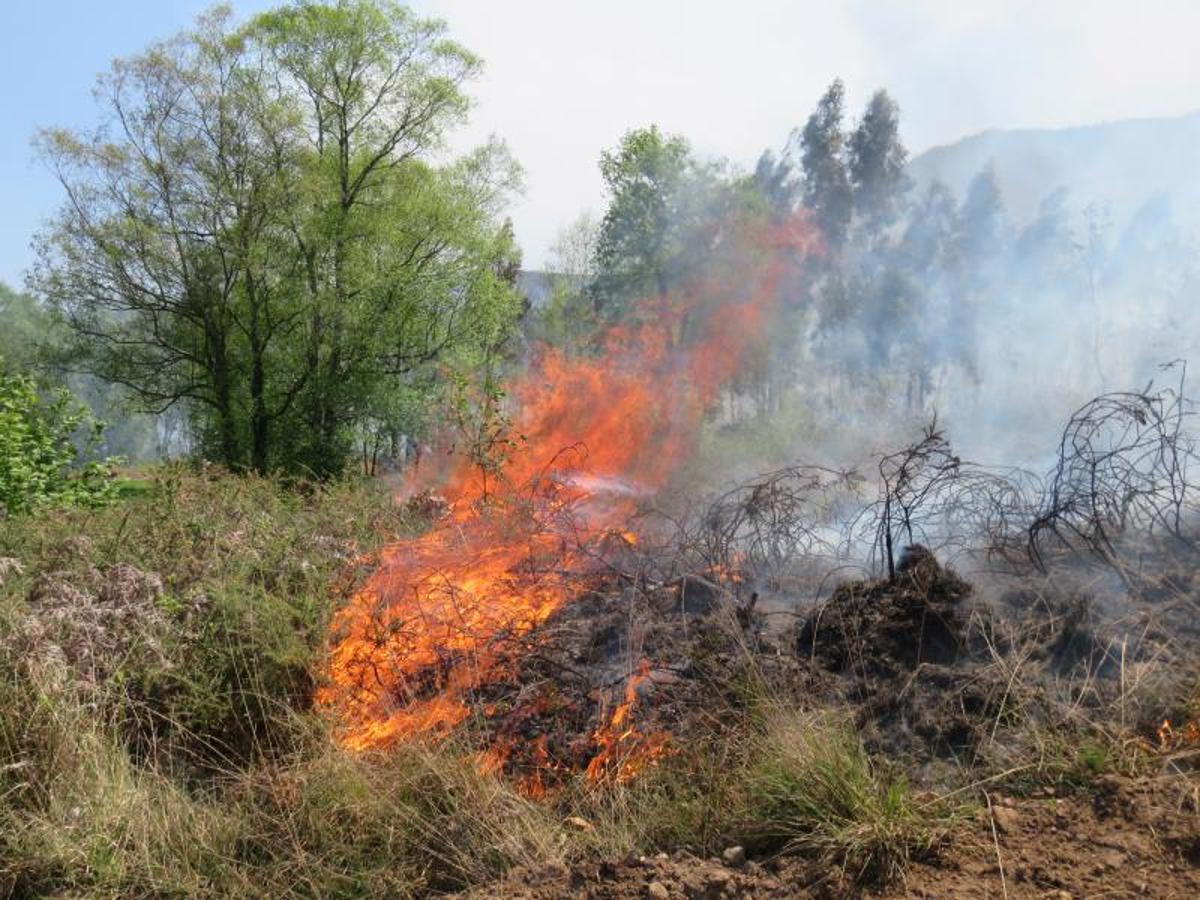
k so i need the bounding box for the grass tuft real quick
[740,708,946,885]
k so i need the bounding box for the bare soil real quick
[474,776,1200,898]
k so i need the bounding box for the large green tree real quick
[33,1,524,477]
[591,125,697,320]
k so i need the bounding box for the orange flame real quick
[1158,717,1200,750]
[318,212,820,772]
[585,661,672,784]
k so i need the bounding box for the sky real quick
[2,0,1198,289]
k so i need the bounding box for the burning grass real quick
[318,212,824,770]
[2,453,1200,897]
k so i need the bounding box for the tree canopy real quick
[33,1,524,477]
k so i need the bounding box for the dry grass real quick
[0,688,566,897]
[737,707,950,885]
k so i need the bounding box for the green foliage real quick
[0,283,52,377]
[848,89,912,240]
[445,368,522,500]
[800,79,853,249]
[592,125,698,318]
[34,1,525,479]
[0,365,118,516]
[0,282,163,462]
[530,212,601,351]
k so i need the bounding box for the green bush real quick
[0,365,118,516]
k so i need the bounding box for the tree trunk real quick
[212,355,238,470]
[247,270,270,474]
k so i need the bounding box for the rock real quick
[647,881,670,899]
[704,868,732,896]
[685,867,732,900]
[992,805,1019,834]
[1097,773,1129,793]
[721,846,746,868]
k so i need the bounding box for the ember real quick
[1158,717,1200,750]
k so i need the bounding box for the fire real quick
[318,211,819,778]
[1158,717,1200,750]
[585,661,672,784]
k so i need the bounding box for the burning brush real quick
[316,212,821,788]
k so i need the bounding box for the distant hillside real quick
[908,110,1200,234]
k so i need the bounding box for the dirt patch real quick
[464,850,804,899]
[899,776,1200,899]
[473,777,1200,898]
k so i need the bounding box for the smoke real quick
[707,120,1200,479]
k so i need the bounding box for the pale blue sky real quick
[3,0,1198,289]
[1,0,268,288]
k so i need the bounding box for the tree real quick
[591,125,695,319]
[34,7,310,472]
[251,0,524,476]
[34,2,524,477]
[752,149,799,218]
[942,162,1008,379]
[848,89,911,242]
[536,212,601,350]
[899,181,959,275]
[798,79,852,250]
[2,284,172,462]
[548,212,600,283]
[955,162,1008,277]
[1009,186,1073,296]
[0,283,53,377]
